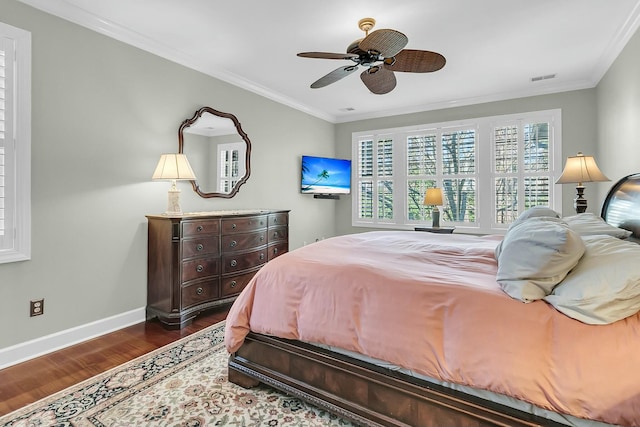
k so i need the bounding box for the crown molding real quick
[334,79,596,123]
[16,0,335,122]
[589,0,640,84]
[16,0,640,125]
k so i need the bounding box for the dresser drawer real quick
[181,236,219,259]
[221,270,258,297]
[268,226,288,243]
[268,212,288,227]
[181,257,219,283]
[182,220,220,237]
[268,242,288,261]
[222,248,267,274]
[221,230,267,252]
[147,210,288,329]
[181,279,219,310]
[221,215,267,234]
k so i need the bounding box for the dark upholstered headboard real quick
[601,172,640,239]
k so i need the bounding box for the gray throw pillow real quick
[496,217,585,302]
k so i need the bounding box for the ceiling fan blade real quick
[297,52,359,60]
[360,66,397,94]
[310,65,359,89]
[384,49,446,73]
[359,29,408,58]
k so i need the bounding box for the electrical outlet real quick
[30,299,44,317]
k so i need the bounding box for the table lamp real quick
[152,153,196,215]
[424,188,444,228]
[556,152,609,214]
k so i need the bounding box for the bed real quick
[225,173,640,427]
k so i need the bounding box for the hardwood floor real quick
[0,306,230,417]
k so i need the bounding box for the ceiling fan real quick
[297,18,446,95]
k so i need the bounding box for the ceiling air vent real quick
[531,74,557,82]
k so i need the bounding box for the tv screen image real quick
[301,155,351,195]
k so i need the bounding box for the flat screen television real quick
[301,155,351,196]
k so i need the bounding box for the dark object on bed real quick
[227,175,640,427]
[602,172,640,238]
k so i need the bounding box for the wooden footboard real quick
[228,332,565,427]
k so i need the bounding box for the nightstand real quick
[414,227,455,234]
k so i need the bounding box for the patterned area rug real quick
[0,321,354,426]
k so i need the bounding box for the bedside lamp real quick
[424,188,444,228]
[152,153,196,215]
[556,152,609,214]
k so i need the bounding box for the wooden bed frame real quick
[228,173,640,427]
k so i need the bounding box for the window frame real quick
[0,22,31,264]
[351,109,562,234]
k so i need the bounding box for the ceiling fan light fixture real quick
[297,17,446,94]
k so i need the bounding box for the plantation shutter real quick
[406,133,437,221]
[376,137,393,220]
[441,128,477,223]
[0,38,11,242]
[0,22,31,263]
[493,121,551,226]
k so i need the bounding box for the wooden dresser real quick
[146,210,289,328]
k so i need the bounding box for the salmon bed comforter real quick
[224,231,640,426]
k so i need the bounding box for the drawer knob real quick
[196,225,203,232]
[196,287,203,295]
[230,259,237,267]
[260,236,264,242]
[259,253,265,260]
[274,248,278,254]
[196,244,204,251]
[230,280,237,288]
[274,218,278,223]
[231,223,237,229]
[230,240,237,247]
[196,265,204,272]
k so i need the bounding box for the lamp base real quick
[432,206,440,228]
[165,181,183,215]
[574,185,587,214]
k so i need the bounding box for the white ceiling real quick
[18,0,640,123]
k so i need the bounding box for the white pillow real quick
[495,206,562,259]
[508,206,560,231]
[496,217,585,302]
[545,235,640,324]
[563,213,632,239]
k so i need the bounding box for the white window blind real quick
[492,119,553,228]
[0,46,6,237]
[352,110,562,234]
[0,22,31,264]
[217,142,244,193]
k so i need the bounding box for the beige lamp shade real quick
[556,152,609,185]
[424,187,444,206]
[152,153,196,181]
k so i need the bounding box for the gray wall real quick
[334,90,599,236]
[0,1,337,349]
[596,23,640,204]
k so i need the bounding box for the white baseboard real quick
[0,307,146,370]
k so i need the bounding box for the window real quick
[217,142,244,193]
[352,110,562,234]
[0,22,31,264]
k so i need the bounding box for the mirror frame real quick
[178,106,252,199]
